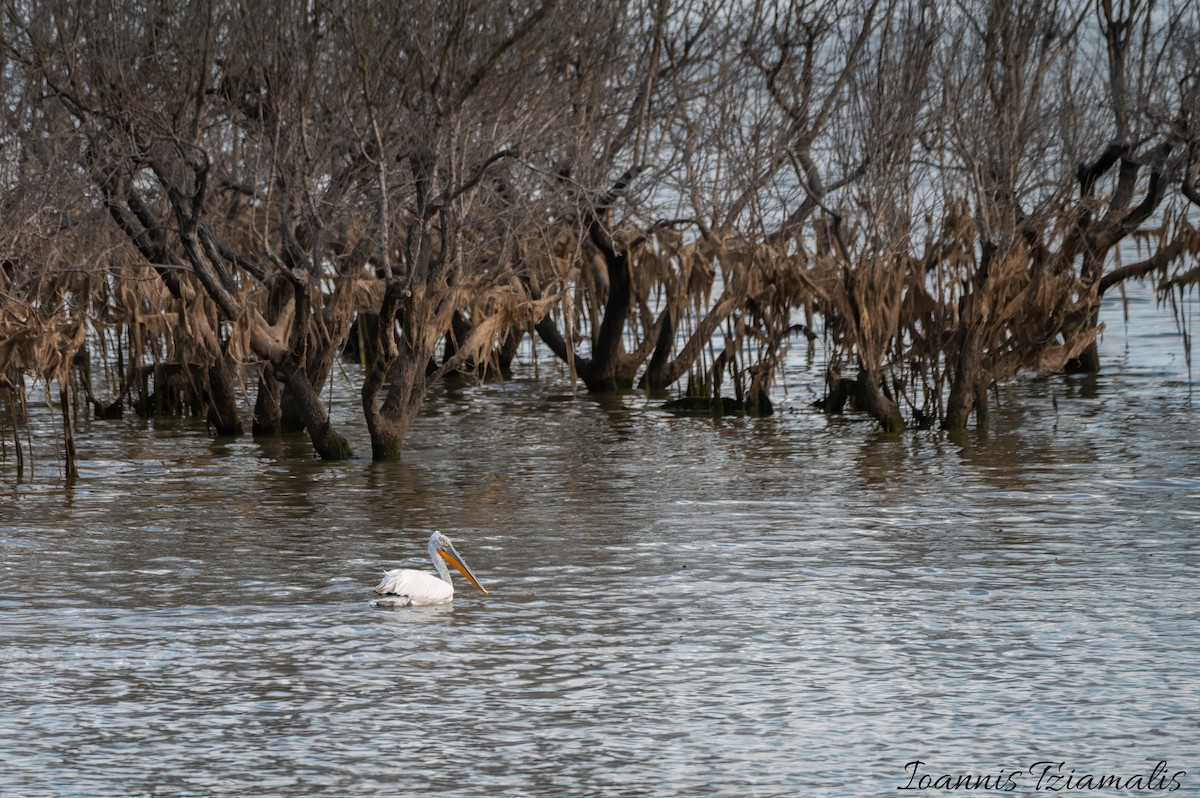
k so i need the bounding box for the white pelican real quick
[372,531,489,607]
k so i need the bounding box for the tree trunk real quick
[1066,335,1101,373]
[816,368,854,413]
[277,359,352,459]
[206,356,243,436]
[249,358,310,437]
[252,370,282,436]
[363,351,427,460]
[278,390,308,434]
[5,388,25,479]
[495,325,523,376]
[530,219,655,392]
[360,279,433,460]
[974,384,990,430]
[943,341,980,431]
[857,367,906,432]
[59,381,78,479]
[639,294,741,391]
[639,304,675,391]
[578,241,637,391]
[1068,252,1105,372]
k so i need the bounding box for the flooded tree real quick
[736,0,924,430]
[341,0,586,458]
[525,0,719,395]
[527,0,817,413]
[928,0,1200,429]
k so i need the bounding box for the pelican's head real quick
[429,531,489,596]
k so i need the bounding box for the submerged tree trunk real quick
[5,388,25,479]
[363,345,426,460]
[252,370,282,436]
[856,367,906,433]
[1066,251,1108,373]
[361,279,426,461]
[251,276,299,436]
[59,380,78,479]
[943,320,983,431]
[640,292,742,391]
[206,355,243,436]
[277,358,352,459]
[532,219,641,392]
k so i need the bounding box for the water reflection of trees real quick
[2,1,1198,477]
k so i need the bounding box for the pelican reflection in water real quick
[372,531,489,607]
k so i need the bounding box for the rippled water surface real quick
[2,289,1198,797]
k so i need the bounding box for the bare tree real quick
[528,0,705,393]
[735,0,924,429]
[527,0,812,412]
[928,0,1200,429]
[342,0,590,458]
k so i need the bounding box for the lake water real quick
[1,284,1197,797]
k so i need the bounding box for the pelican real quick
[372,531,489,607]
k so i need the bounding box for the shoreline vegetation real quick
[2,0,1198,478]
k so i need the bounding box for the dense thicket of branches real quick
[2,0,1198,475]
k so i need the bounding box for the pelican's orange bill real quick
[439,548,489,595]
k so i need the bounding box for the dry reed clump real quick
[0,248,90,476]
[94,259,248,415]
[430,274,546,380]
[794,214,909,429]
[693,235,815,413]
[0,305,84,393]
[1,219,94,398]
[1133,212,1200,292]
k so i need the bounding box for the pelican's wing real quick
[373,569,407,594]
[373,569,454,605]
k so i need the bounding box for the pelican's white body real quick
[373,567,455,607]
[372,531,487,607]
